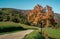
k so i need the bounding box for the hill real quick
[0,8,30,15]
[0,8,60,26]
[54,13,60,25]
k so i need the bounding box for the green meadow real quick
[0,22,38,35]
[0,22,60,39]
[45,28,60,39]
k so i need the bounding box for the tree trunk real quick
[46,20,50,28]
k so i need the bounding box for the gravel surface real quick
[0,30,33,39]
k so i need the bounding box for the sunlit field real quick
[45,28,60,39]
[0,22,38,35]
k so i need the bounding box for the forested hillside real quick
[0,8,28,24]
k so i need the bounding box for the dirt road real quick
[0,30,33,39]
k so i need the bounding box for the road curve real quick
[0,30,33,39]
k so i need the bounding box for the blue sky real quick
[0,0,60,13]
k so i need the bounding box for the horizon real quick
[0,0,60,13]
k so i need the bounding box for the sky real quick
[0,0,60,13]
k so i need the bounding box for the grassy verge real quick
[23,30,45,39]
[45,28,60,39]
[0,22,26,35]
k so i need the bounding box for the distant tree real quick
[0,11,3,21]
[12,14,20,23]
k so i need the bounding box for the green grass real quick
[23,30,45,39]
[0,22,20,27]
[0,22,27,34]
[19,23,39,30]
[0,22,38,35]
[45,28,60,39]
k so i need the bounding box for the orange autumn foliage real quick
[28,4,57,27]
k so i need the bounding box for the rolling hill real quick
[0,8,60,25]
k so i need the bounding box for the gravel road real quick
[0,30,33,39]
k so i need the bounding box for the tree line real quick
[0,8,28,24]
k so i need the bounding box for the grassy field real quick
[1,22,60,39]
[0,22,38,35]
[0,22,20,28]
[19,23,39,30]
[0,22,26,34]
[23,30,45,39]
[23,28,60,39]
[45,28,60,39]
